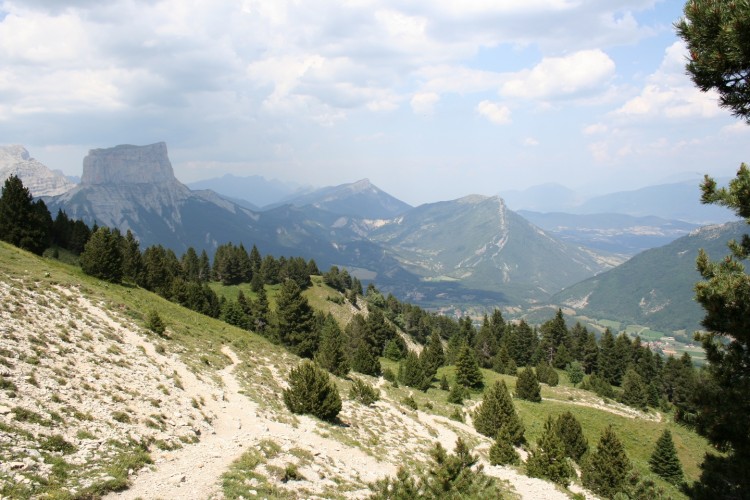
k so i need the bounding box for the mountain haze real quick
[519,211,699,256]
[366,195,617,302]
[268,179,413,219]
[36,142,623,307]
[187,173,298,208]
[550,221,747,332]
[1,145,75,197]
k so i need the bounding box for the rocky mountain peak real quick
[0,144,75,196]
[81,142,176,186]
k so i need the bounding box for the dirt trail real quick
[106,346,253,499]
[106,342,393,499]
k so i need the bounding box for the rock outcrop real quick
[81,142,175,186]
[0,145,75,196]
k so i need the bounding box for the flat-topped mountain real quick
[0,145,75,197]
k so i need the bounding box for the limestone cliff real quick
[0,145,75,196]
[81,142,176,185]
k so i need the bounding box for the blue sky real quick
[1,0,748,206]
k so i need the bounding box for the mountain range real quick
[549,221,746,333]
[32,142,615,307]
[6,141,746,332]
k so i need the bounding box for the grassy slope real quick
[0,242,715,498]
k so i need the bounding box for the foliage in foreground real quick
[369,438,504,499]
[283,361,341,422]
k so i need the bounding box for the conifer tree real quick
[455,344,483,389]
[315,314,349,377]
[582,425,632,498]
[276,278,318,358]
[488,425,520,465]
[620,368,648,410]
[526,416,574,486]
[283,361,341,422]
[447,382,466,405]
[515,366,542,402]
[421,330,445,378]
[398,351,429,390]
[350,342,380,376]
[383,338,405,361]
[553,411,588,464]
[116,229,139,280]
[80,227,124,283]
[198,249,211,282]
[473,380,525,445]
[251,284,270,335]
[649,429,684,485]
[145,309,166,336]
[0,175,52,255]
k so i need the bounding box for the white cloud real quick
[410,92,440,115]
[501,49,616,100]
[523,137,539,147]
[583,123,608,135]
[477,100,511,125]
[615,42,723,120]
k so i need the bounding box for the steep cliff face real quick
[0,145,75,196]
[49,143,196,235]
[81,142,175,185]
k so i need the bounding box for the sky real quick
[1,0,749,206]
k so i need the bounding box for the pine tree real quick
[251,284,270,335]
[145,309,166,336]
[582,425,632,498]
[121,230,142,283]
[553,411,588,463]
[454,344,483,389]
[398,351,428,390]
[649,429,684,485]
[488,425,520,465]
[80,227,124,283]
[384,338,406,361]
[473,380,525,445]
[314,315,349,377]
[421,330,445,378]
[620,368,648,410]
[0,175,52,255]
[447,382,466,405]
[350,342,380,376]
[515,366,541,402]
[526,416,574,486]
[276,278,318,358]
[283,361,341,422]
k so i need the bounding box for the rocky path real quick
[106,346,254,499]
[106,344,394,499]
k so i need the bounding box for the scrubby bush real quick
[349,378,380,406]
[283,361,341,422]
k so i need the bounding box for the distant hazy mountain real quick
[550,221,746,332]
[38,142,638,308]
[519,211,699,256]
[267,179,413,219]
[365,195,617,303]
[1,145,75,197]
[187,174,300,208]
[499,183,582,212]
[572,180,734,224]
